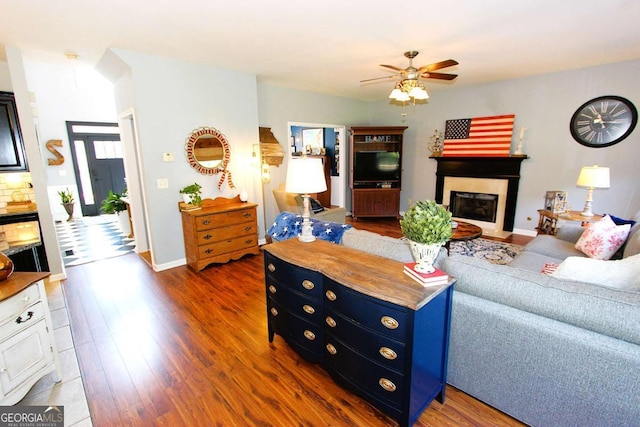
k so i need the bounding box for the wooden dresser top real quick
[263,238,453,310]
[0,272,50,302]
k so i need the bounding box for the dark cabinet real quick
[0,92,28,172]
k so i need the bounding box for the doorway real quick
[65,121,125,216]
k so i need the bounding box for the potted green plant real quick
[101,190,131,235]
[57,188,75,221]
[400,199,452,273]
[180,183,202,206]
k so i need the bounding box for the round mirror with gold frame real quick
[185,127,235,189]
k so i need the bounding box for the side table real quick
[537,210,603,235]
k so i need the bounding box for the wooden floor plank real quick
[64,217,529,426]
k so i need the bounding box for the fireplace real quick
[432,156,527,237]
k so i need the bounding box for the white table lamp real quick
[576,165,610,217]
[285,156,327,242]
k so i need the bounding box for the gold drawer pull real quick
[243,212,251,218]
[245,239,253,244]
[245,226,252,231]
[302,305,315,315]
[325,316,336,328]
[302,280,315,290]
[379,378,397,392]
[202,219,211,225]
[303,330,315,340]
[270,307,278,317]
[203,234,212,240]
[267,263,275,272]
[204,249,213,254]
[325,290,337,301]
[268,285,277,294]
[326,343,337,355]
[381,316,399,330]
[379,347,397,360]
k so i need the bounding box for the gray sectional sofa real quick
[339,213,640,427]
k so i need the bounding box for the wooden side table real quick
[537,209,603,235]
[446,221,483,254]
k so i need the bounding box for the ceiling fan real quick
[361,51,458,103]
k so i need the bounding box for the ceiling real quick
[2,0,640,101]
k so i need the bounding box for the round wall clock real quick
[570,95,637,147]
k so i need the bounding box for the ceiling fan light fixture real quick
[389,84,403,99]
[395,91,411,102]
[412,85,429,100]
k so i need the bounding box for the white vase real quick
[408,241,443,273]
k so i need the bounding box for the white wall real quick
[369,58,640,233]
[106,49,262,269]
[257,83,370,226]
[0,61,12,91]
[22,59,118,221]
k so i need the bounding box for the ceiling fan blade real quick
[418,59,459,73]
[380,64,404,72]
[422,72,458,81]
[360,75,397,83]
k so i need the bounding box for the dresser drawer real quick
[0,302,45,341]
[195,208,256,231]
[264,253,323,299]
[324,336,405,408]
[199,235,258,258]
[196,222,257,245]
[267,281,321,323]
[325,307,405,372]
[0,285,41,326]
[324,280,408,341]
[268,297,323,357]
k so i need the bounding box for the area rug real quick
[449,237,522,265]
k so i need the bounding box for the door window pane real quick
[93,140,123,159]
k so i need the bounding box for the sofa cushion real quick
[508,250,564,272]
[552,254,640,291]
[441,255,640,346]
[341,228,414,263]
[519,234,585,260]
[575,215,631,260]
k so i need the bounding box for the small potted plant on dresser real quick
[57,188,75,221]
[100,190,130,235]
[179,183,203,210]
[400,199,452,273]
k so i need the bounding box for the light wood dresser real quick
[180,196,259,270]
[263,238,455,427]
[0,272,62,405]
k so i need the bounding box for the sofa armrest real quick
[556,224,585,243]
[312,207,346,224]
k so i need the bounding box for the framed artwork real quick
[544,191,567,213]
[302,128,324,151]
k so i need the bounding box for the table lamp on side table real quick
[576,165,610,217]
[285,156,327,242]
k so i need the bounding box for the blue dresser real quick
[264,238,454,427]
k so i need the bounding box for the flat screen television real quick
[354,151,400,181]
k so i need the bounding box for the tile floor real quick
[18,280,92,426]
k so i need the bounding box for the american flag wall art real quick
[442,114,515,156]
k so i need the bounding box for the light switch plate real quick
[157,178,169,189]
[162,152,174,162]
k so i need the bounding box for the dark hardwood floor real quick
[63,217,529,426]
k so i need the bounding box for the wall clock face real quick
[570,95,637,147]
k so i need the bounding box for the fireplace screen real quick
[450,191,498,223]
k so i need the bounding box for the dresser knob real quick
[203,234,212,240]
[267,263,275,272]
[301,280,315,290]
[325,290,337,301]
[381,316,399,330]
[379,378,397,392]
[268,285,277,294]
[379,347,398,360]
[325,316,336,328]
[326,343,337,355]
[205,249,212,254]
[303,330,316,341]
[244,226,252,232]
[22,296,30,302]
[302,305,315,315]
[270,307,278,317]
[243,212,251,218]
[202,219,211,225]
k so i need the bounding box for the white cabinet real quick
[0,273,61,405]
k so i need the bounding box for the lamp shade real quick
[576,165,610,189]
[285,157,327,194]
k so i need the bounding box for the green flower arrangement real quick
[179,182,202,206]
[400,199,453,245]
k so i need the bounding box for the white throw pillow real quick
[551,253,640,291]
[575,215,631,260]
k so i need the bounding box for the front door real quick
[66,122,125,216]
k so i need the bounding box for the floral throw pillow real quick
[575,215,631,260]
